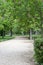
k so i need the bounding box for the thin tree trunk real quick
[1,30,5,38]
[29,29,32,40]
[35,30,38,35]
[10,28,13,36]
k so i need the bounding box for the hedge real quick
[34,38,43,65]
[32,35,41,39]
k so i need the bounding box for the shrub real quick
[34,38,43,65]
[32,35,41,39]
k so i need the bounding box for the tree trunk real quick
[29,29,32,40]
[35,30,38,35]
[10,28,13,36]
[1,30,5,38]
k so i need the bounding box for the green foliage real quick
[32,35,41,39]
[13,0,43,34]
[0,0,43,37]
[34,38,43,65]
[0,0,14,36]
[0,35,15,42]
[0,24,4,30]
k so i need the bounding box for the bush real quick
[32,35,41,39]
[0,35,15,42]
[34,38,43,65]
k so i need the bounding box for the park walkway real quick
[0,36,35,65]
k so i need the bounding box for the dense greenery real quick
[0,0,43,39]
[34,38,43,65]
[0,0,43,64]
[0,35,15,42]
[0,0,14,37]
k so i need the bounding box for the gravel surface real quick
[0,38,35,65]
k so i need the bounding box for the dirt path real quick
[0,37,35,65]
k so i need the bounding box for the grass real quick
[0,35,15,42]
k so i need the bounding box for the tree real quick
[33,0,43,38]
[0,0,43,39]
[0,0,14,37]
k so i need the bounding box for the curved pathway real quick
[0,37,35,65]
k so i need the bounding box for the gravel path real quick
[0,37,35,65]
